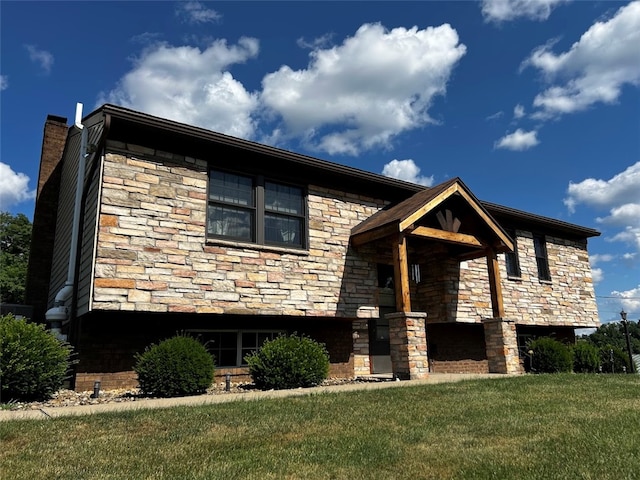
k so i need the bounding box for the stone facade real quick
[93,147,387,318]
[483,317,522,374]
[413,231,598,328]
[387,312,429,380]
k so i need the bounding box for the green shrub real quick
[572,341,600,373]
[245,333,330,390]
[134,334,214,397]
[598,345,630,373]
[528,337,573,373]
[0,314,74,402]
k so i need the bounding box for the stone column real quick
[352,318,371,376]
[482,317,522,374]
[386,312,429,380]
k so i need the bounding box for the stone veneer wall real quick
[417,230,598,328]
[91,147,387,319]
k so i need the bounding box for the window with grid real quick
[208,170,305,248]
[505,230,521,278]
[533,234,551,281]
[187,330,283,367]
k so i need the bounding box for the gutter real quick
[45,103,88,341]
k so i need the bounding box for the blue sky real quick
[1,1,639,323]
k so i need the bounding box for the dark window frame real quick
[187,329,284,367]
[504,230,521,278]
[533,234,551,281]
[207,168,307,249]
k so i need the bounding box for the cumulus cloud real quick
[176,1,221,24]
[0,75,7,90]
[0,162,36,210]
[494,128,539,150]
[261,22,466,155]
[611,285,640,314]
[25,45,54,75]
[381,159,434,187]
[591,267,603,284]
[481,0,570,22]
[523,1,640,119]
[99,37,260,139]
[565,161,640,251]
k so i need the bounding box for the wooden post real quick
[486,249,505,318]
[392,233,411,313]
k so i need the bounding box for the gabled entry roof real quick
[351,177,514,255]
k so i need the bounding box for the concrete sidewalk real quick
[0,373,503,422]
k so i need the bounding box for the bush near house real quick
[572,341,601,373]
[134,335,215,397]
[528,336,573,373]
[0,313,74,402]
[245,333,330,390]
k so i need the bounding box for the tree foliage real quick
[0,212,32,304]
[585,321,640,355]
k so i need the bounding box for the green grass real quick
[1,374,639,479]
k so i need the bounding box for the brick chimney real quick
[25,115,69,323]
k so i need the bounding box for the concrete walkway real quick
[0,373,503,422]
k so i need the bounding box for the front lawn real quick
[1,374,638,479]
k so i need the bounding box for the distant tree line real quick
[581,320,640,356]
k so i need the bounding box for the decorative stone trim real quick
[482,317,522,374]
[352,318,371,376]
[386,311,429,380]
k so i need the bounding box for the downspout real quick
[46,103,88,341]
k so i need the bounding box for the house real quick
[26,104,600,391]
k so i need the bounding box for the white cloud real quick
[0,75,7,90]
[494,128,539,151]
[176,1,221,24]
[591,267,603,284]
[565,161,640,252]
[382,159,434,187]
[611,285,640,315]
[481,0,569,22]
[25,45,54,75]
[297,33,334,50]
[261,22,466,155]
[590,253,614,266]
[524,1,640,118]
[486,111,504,121]
[0,162,36,210]
[564,161,640,212]
[99,38,260,139]
[513,104,525,119]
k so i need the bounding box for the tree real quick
[586,321,640,355]
[0,212,32,304]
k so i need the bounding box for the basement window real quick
[187,330,283,367]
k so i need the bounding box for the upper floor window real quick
[505,230,521,278]
[208,169,306,248]
[533,234,551,281]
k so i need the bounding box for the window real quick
[505,230,521,278]
[208,169,305,248]
[188,330,283,367]
[533,234,551,281]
